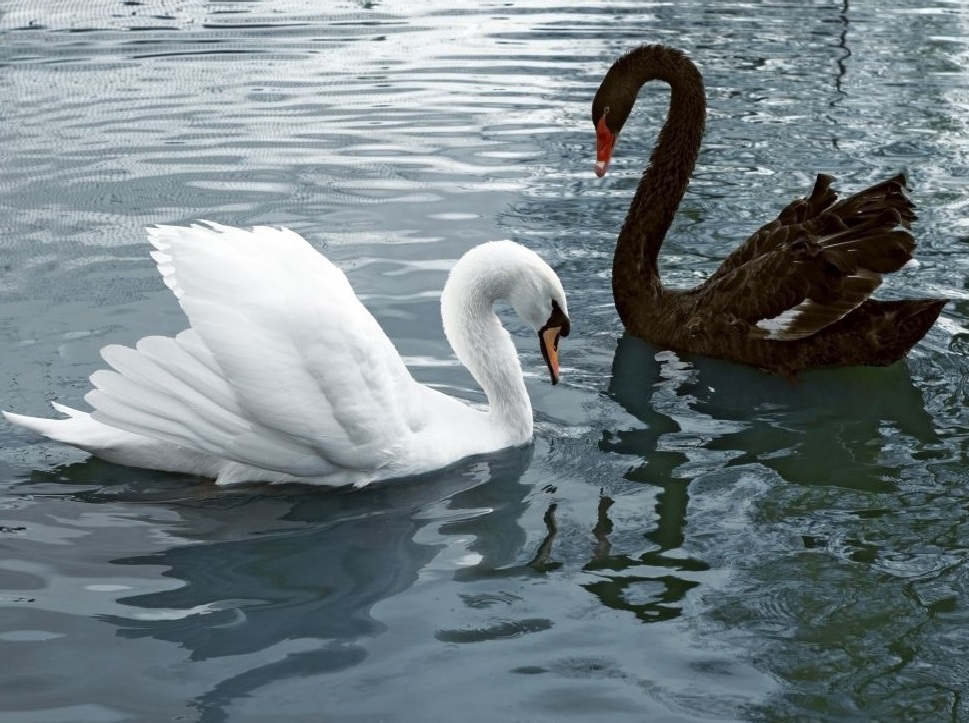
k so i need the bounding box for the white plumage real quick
[4,223,570,487]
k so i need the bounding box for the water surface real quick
[3,0,969,720]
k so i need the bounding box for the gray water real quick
[3,0,969,720]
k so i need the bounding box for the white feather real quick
[756,269,884,341]
[755,306,806,339]
[4,224,569,487]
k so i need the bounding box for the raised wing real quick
[86,222,425,476]
[691,174,918,340]
[709,174,914,281]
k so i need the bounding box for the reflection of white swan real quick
[4,223,570,487]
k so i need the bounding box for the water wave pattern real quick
[3,0,969,720]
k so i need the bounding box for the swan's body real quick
[4,223,569,486]
[593,45,946,376]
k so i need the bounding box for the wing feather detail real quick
[83,223,425,477]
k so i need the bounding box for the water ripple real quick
[4,1,969,720]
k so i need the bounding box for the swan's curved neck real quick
[612,46,706,307]
[440,255,532,444]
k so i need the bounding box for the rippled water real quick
[3,0,969,720]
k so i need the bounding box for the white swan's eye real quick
[547,299,570,337]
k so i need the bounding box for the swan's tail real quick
[848,298,948,365]
[3,403,122,448]
[3,403,221,476]
[4,329,330,482]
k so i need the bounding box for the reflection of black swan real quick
[605,332,941,490]
[593,45,946,376]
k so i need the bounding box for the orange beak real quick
[540,326,563,385]
[594,115,615,177]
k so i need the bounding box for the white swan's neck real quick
[440,242,534,445]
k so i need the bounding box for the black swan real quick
[593,45,946,376]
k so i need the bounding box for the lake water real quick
[3,0,969,720]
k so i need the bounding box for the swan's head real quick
[501,246,571,386]
[592,104,623,178]
[592,63,637,178]
[593,44,696,176]
[443,240,570,385]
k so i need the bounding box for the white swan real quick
[3,223,570,487]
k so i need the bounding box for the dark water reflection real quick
[5,448,536,720]
[607,333,942,491]
[4,0,969,720]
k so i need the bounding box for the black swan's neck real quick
[608,46,706,310]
